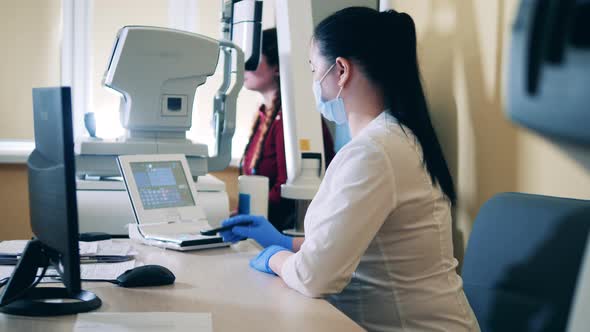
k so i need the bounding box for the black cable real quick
[1,272,120,294]
[30,265,48,289]
[83,278,117,283]
[40,274,119,285]
[0,265,49,307]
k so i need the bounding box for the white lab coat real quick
[281,112,480,332]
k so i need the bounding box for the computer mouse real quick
[116,265,176,288]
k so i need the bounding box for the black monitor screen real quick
[27,87,80,293]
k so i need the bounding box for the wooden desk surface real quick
[0,240,363,332]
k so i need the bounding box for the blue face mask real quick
[312,63,348,125]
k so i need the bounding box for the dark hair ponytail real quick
[314,8,456,204]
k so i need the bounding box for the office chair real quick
[462,192,590,332]
[462,0,590,330]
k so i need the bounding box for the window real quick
[91,0,170,139]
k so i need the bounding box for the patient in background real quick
[239,28,335,231]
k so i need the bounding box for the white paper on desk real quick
[74,312,212,332]
[0,265,14,280]
[0,239,137,282]
[95,240,137,256]
[0,240,28,254]
[0,240,136,256]
[3,261,137,283]
[79,241,99,255]
[38,261,137,282]
[81,260,137,280]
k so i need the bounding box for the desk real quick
[0,240,363,331]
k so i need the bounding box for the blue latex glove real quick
[249,245,290,275]
[219,215,293,250]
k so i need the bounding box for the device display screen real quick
[130,161,195,210]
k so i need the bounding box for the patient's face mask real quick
[313,63,348,125]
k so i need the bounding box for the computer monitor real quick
[0,87,101,316]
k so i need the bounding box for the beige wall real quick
[0,165,32,240]
[390,0,590,249]
[0,0,61,139]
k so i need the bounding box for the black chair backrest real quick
[462,192,590,332]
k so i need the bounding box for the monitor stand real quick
[0,239,102,316]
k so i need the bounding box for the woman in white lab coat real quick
[221,7,480,332]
